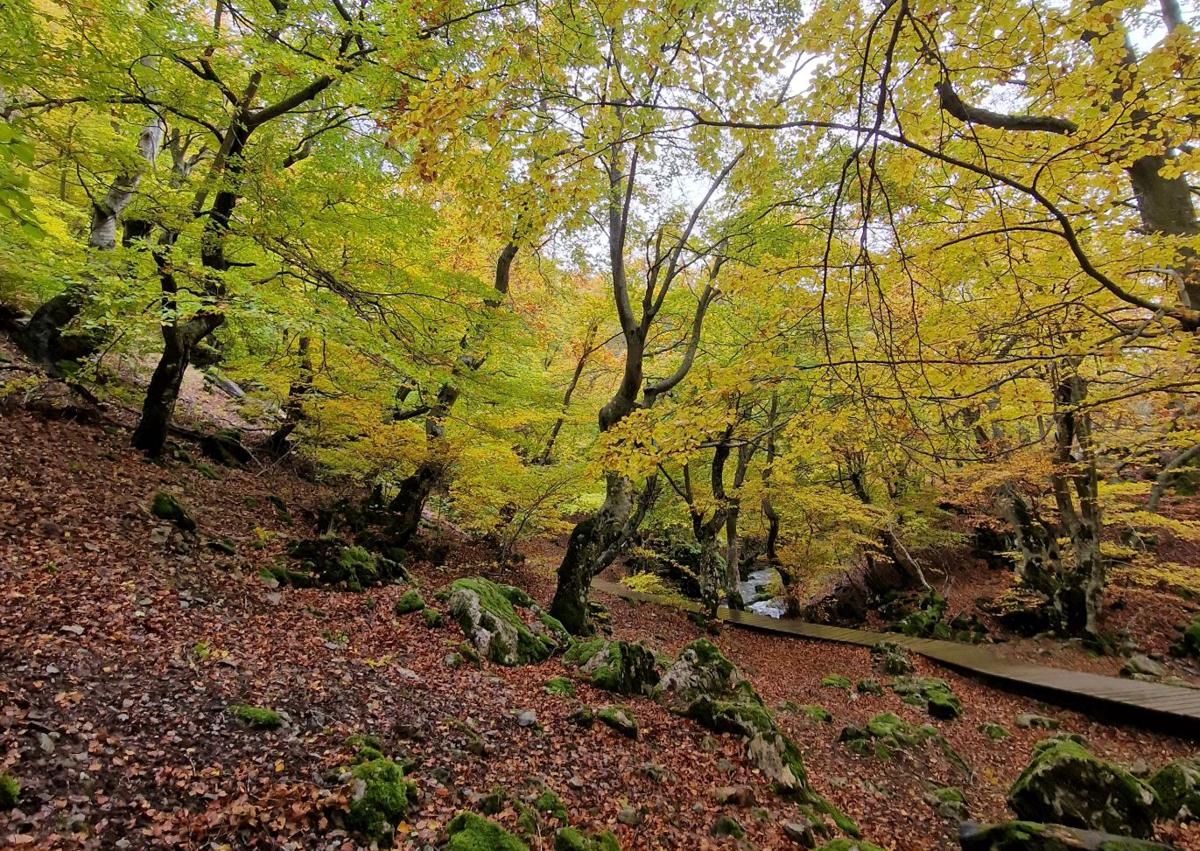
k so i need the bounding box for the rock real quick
[422,607,443,628]
[151,491,195,532]
[713,784,755,806]
[958,819,1173,850]
[568,707,595,727]
[712,815,745,838]
[977,589,1056,637]
[564,639,661,695]
[1007,738,1156,837]
[616,805,643,827]
[393,589,425,615]
[979,722,1009,740]
[811,840,887,851]
[446,577,568,666]
[1120,653,1168,680]
[516,709,539,728]
[346,757,416,845]
[554,827,620,851]
[1149,757,1200,820]
[870,640,913,675]
[446,812,529,850]
[799,705,833,723]
[199,428,253,467]
[287,538,404,591]
[886,590,950,638]
[596,706,638,739]
[1177,613,1200,659]
[781,819,815,845]
[1014,713,1059,730]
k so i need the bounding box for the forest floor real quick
[2,364,1200,849]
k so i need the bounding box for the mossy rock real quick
[532,788,568,822]
[928,786,968,819]
[870,641,914,675]
[151,491,195,532]
[1178,613,1200,659]
[1149,757,1200,820]
[445,812,530,851]
[288,538,404,591]
[564,639,661,695]
[346,757,416,845]
[1008,739,1157,838]
[228,703,282,729]
[891,676,962,719]
[980,722,1010,740]
[0,773,19,809]
[856,679,884,696]
[712,814,745,838]
[447,577,568,666]
[394,589,425,615]
[886,591,950,638]
[544,676,576,697]
[821,674,852,690]
[345,733,385,763]
[959,819,1173,850]
[597,705,639,739]
[554,827,621,851]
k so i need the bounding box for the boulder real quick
[1014,713,1058,730]
[554,827,621,851]
[870,641,913,675]
[287,538,405,591]
[596,705,638,739]
[1120,654,1168,680]
[714,785,755,806]
[446,812,529,851]
[926,786,968,820]
[811,841,887,851]
[151,491,195,532]
[977,589,1055,637]
[346,757,416,846]
[564,639,661,695]
[712,815,745,838]
[200,428,253,467]
[445,577,568,666]
[959,820,1172,850]
[1149,757,1200,821]
[1007,738,1156,838]
[890,676,962,719]
[1176,613,1200,659]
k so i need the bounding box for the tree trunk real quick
[131,315,222,455]
[538,319,597,465]
[266,335,312,454]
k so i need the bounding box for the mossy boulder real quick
[446,577,568,666]
[597,705,639,739]
[288,538,405,591]
[564,639,661,695]
[927,786,968,820]
[712,814,745,838]
[346,757,416,845]
[423,607,443,628]
[1007,739,1156,838]
[446,812,530,850]
[1178,613,1200,659]
[532,787,568,822]
[891,676,962,719]
[1149,757,1200,820]
[151,491,195,532]
[0,773,19,809]
[812,841,887,851]
[839,712,935,759]
[871,641,913,675]
[394,589,425,615]
[959,820,1173,850]
[887,591,950,638]
[980,722,1010,740]
[228,703,282,729]
[554,827,620,851]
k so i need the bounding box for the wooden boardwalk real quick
[593,579,1200,736]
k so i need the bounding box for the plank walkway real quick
[592,579,1200,736]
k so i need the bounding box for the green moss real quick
[890,676,962,719]
[554,827,621,851]
[533,788,568,821]
[445,812,530,851]
[812,840,887,851]
[394,589,425,615]
[423,607,444,628]
[821,674,852,690]
[933,787,965,804]
[800,704,833,723]
[564,638,607,666]
[0,773,19,809]
[151,491,195,531]
[1182,614,1200,658]
[228,703,282,729]
[1008,739,1156,838]
[346,758,415,845]
[597,705,639,739]
[1149,758,1200,820]
[567,640,660,695]
[712,815,745,838]
[855,679,883,696]
[447,577,565,666]
[544,676,576,697]
[960,820,1169,851]
[980,722,1010,740]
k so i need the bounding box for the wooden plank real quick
[592,578,1200,732]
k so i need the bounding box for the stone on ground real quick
[564,638,661,695]
[1149,757,1200,821]
[958,819,1173,850]
[446,812,529,850]
[446,577,568,666]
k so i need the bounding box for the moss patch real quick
[445,812,530,851]
[979,722,1009,740]
[812,840,887,851]
[393,589,425,615]
[151,491,195,532]
[0,773,19,809]
[228,703,282,729]
[565,639,660,695]
[346,757,416,845]
[821,674,852,690]
[959,820,1170,851]
[800,705,833,723]
[422,607,443,628]
[890,676,962,719]
[544,676,576,697]
[554,827,621,851]
[597,705,639,739]
[1149,757,1200,820]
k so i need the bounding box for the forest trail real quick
[593,579,1200,732]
